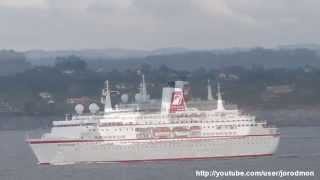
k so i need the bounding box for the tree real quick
[55,56,87,72]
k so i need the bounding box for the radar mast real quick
[101,80,113,113]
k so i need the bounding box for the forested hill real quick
[141,48,320,70]
[23,48,320,71]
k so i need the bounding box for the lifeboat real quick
[190,126,201,130]
[190,126,201,137]
[135,128,150,132]
[172,127,190,137]
[136,128,152,139]
[153,127,171,138]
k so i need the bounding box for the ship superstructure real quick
[27,78,280,165]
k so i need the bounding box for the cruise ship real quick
[26,77,280,165]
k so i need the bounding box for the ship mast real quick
[141,74,148,102]
[216,83,225,111]
[101,80,113,113]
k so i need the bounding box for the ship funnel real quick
[170,89,186,113]
[174,80,191,102]
[216,83,225,111]
[161,87,186,114]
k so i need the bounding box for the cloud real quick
[192,0,234,17]
[87,0,132,13]
[0,0,319,50]
[0,0,47,8]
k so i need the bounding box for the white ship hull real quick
[28,134,279,165]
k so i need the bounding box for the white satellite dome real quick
[135,94,142,103]
[89,103,100,114]
[74,104,84,114]
[121,94,129,103]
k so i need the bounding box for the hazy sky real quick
[0,0,319,50]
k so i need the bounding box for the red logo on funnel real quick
[170,91,186,113]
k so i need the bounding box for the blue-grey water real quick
[0,127,319,180]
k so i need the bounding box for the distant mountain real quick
[278,44,320,50]
[278,44,320,57]
[150,47,191,55]
[83,48,320,71]
[21,45,320,70]
[141,48,320,70]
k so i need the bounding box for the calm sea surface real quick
[0,127,319,180]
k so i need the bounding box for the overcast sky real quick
[0,0,319,51]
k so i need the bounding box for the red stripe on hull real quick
[114,154,273,163]
[39,153,273,165]
[27,134,280,144]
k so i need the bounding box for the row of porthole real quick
[91,138,268,145]
[99,128,135,132]
[98,141,265,150]
[100,119,254,127]
[94,135,126,139]
[202,123,257,129]
[89,124,258,135]
[203,132,236,136]
[91,123,257,133]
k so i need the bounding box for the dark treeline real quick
[0,50,31,76]
[0,55,320,116]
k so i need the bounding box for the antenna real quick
[135,73,150,103]
[101,80,121,113]
[207,79,213,101]
[141,74,147,102]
